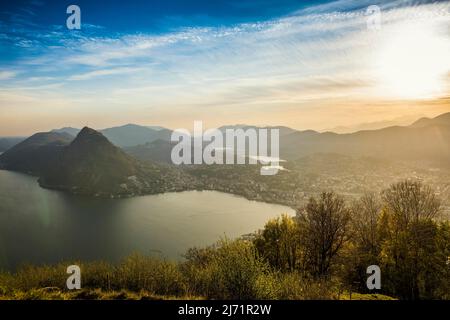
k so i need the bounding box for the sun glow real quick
[375,22,449,100]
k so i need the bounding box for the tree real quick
[344,193,382,291]
[253,214,300,272]
[298,192,351,278]
[434,222,450,299]
[351,193,382,257]
[379,180,442,299]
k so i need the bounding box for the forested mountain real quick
[0,132,73,175]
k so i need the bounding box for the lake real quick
[0,169,294,271]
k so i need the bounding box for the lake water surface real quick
[0,170,294,271]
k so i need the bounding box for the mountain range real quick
[0,112,449,197]
[0,127,193,197]
[51,124,171,148]
[279,113,450,163]
[3,112,448,164]
[123,112,450,165]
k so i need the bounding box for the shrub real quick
[183,239,278,299]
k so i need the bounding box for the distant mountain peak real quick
[120,123,143,129]
[51,127,80,137]
[411,112,450,128]
[98,124,172,147]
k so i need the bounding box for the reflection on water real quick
[0,170,294,271]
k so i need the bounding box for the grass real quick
[0,240,395,300]
[338,293,396,300]
[0,288,202,300]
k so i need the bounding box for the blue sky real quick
[0,0,362,64]
[0,1,332,32]
[0,0,449,135]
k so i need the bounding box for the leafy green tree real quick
[253,214,301,272]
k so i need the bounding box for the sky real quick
[0,0,449,136]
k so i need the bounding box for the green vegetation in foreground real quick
[1,180,449,300]
[0,249,394,301]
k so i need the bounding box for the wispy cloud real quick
[0,0,449,135]
[68,67,143,81]
[0,70,17,80]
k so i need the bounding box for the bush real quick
[183,239,278,299]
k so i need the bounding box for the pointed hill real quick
[37,127,194,196]
[39,127,140,195]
